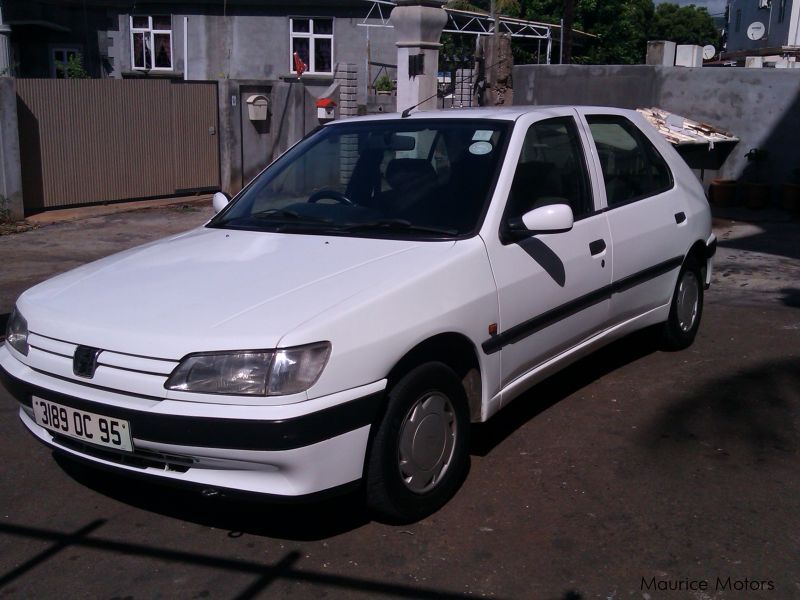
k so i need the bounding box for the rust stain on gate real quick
[16,79,220,214]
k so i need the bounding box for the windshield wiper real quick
[253,208,302,219]
[251,208,331,224]
[338,219,458,237]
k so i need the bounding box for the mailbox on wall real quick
[316,97,336,122]
[246,94,270,121]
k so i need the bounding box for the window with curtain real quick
[131,15,173,71]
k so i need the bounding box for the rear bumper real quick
[1,345,386,497]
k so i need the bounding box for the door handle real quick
[589,239,606,256]
[674,211,686,224]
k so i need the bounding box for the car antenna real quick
[400,58,506,118]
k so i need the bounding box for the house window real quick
[51,48,80,78]
[779,0,787,22]
[131,15,173,71]
[290,17,333,74]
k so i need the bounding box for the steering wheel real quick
[308,188,355,206]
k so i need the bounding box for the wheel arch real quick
[385,332,483,422]
[685,239,709,281]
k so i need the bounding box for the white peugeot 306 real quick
[2,107,714,521]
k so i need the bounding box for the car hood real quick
[19,227,454,358]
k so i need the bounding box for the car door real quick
[578,109,690,324]
[481,110,612,392]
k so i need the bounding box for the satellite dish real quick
[747,21,766,40]
[702,45,716,60]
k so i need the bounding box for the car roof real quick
[327,105,636,124]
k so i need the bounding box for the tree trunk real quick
[563,0,574,64]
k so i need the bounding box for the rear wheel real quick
[366,362,470,523]
[662,258,704,350]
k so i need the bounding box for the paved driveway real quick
[0,203,798,599]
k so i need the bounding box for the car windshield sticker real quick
[472,130,494,141]
[469,141,493,155]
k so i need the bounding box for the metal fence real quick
[16,79,220,214]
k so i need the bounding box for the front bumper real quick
[1,345,386,497]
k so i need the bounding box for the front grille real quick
[52,434,192,473]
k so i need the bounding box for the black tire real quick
[662,257,704,350]
[365,362,470,523]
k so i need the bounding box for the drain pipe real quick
[183,16,189,80]
[0,2,12,76]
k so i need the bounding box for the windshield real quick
[210,119,511,239]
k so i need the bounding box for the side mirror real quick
[212,191,231,214]
[510,203,574,235]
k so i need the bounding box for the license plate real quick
[32,397,133,452]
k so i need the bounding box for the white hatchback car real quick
[2,106,714,521]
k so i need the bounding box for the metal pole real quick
[491,0,499,72]
[490,0,498,106]
[559,18,564,64]
[0,2,13,76]
[183,16,188,80]
[546,35,552,65]
[491,0,498,50]
[366,25,371,98]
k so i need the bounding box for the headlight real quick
[5,307,29,356]
[165,342,331,396]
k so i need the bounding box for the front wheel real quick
[365,362,470,523]
[662,258,704,350]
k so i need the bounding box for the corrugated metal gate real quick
[16,79,219,214]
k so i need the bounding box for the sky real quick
[654,0,727,17]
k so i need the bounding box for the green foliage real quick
[375,74,394,92]
[744,147,770,182]
[588,0,655,64]
[447,0,720,65]
[58,54,90,79]
[521,0,654,64]
[441,32,477,64]
[0,62,19,77]
[446,0,484,12]
[496,0,522,16]
[745,147,770,163]
[0,195,9,224]
[650,3,720,48]
[446,0,521,16]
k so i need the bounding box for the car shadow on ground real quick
[639,356,799,459]
[55,455,371,541]
[780,287,800,308]
[470,328,663,457]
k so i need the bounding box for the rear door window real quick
[586,115,673,208]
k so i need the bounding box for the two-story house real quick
[2,0,396,106]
